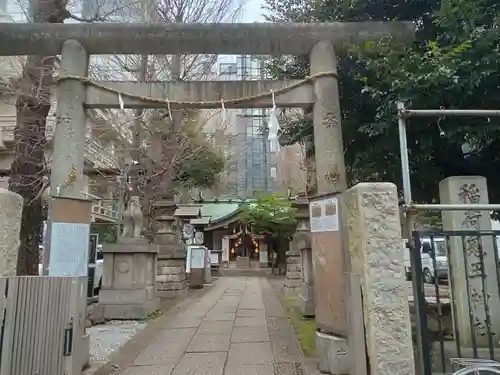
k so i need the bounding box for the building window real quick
[219,63,237,76]
[270,167,277,178]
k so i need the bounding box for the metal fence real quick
[0,276,88,375]
[409,230,500,375]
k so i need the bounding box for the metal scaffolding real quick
[397,101,500,213]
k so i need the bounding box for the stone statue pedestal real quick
[98,238,159,320]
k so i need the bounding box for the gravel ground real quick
[88,320,147,362]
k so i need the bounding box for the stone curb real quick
[86,280,219,375]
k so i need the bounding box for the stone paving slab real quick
[117,276,304,375]
[163,317,202,329]
[197,320,234,334]
[227,342,275,365]
[233,316,267,327]
[121,365,175,375]
[224,363,276,375]
[133,328,196,365]
[231,326,270,342]
[171,352,227,375]
[209,306,239,314]
[203,312,236,321]
[186,333,231,352]
[238,302,265,310]
[236,309,266,318]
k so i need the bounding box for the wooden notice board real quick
[309,193,348,336]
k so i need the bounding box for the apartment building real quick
[200,55,278,199]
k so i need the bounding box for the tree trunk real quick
[8,1,67,275]
[277,236,287,276]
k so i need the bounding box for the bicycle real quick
[450,358,500,375]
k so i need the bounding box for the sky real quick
[241,0,266,22]
[0,0,268,22]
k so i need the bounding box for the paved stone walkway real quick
[119,277,303,375]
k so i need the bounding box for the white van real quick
[403,237,448,284]
[404,231,500,283]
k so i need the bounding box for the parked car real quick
[403,237,448,283]
[38,245,104,294]
[404,233,500,283]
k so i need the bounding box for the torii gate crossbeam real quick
[0,22,414,56]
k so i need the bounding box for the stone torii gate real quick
[0,21,413,374]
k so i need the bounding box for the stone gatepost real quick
[439,176,500,349]
[98,238,159,319]
[343,182,414,375]
[284,199,309,296]
[0,189,23,276]
[154,200,188,298]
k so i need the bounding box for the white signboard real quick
[49,222,90,276]
[210,252,219,265]
[309,197,339,233]
[190,247,205,269]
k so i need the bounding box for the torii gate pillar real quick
[309,40,350,375]
[311,40,346,193]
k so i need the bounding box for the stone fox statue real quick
[121,196,144,238]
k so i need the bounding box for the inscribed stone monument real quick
[440,176,500,348]
[343,182,414,375]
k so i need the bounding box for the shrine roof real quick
[174,205,201,217]
[201,203,240,223]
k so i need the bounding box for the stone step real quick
[221,268,271,277]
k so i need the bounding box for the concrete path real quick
[118,277,303,375]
